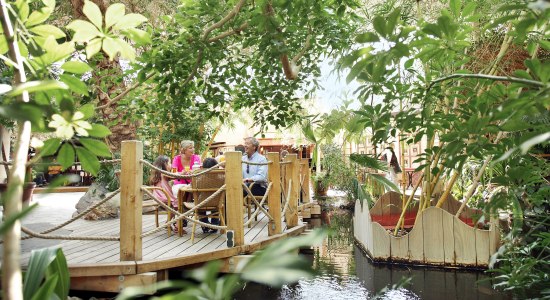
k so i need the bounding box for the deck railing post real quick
[120,140,143,261]
[225,151,244,246]
[301,158,311,204]
[267,152,282,235]
[286,154,299,227]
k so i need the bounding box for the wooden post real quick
[225,151,244,246]
[120,141,143,261]
[286,154,299,227]
[267,152,282,235]
[301,158,310,203]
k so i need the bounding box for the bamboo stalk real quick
[393,174,424,236]
[435,171,459,208]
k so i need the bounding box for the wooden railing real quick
[118,140,310,261]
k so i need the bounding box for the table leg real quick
[407,171,414,189]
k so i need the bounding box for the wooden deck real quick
[1,212,306,291]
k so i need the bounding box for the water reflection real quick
[235,200,510,300]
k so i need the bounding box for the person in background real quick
[381,147,401,188]
[242,137,268,196]
[280,149,289,159]
[149,155,183,234]
[235,144,245,154]
[215,151,225,165]
[171,140,201,196]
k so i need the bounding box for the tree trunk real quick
[70,0,139,153]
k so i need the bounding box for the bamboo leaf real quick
[355,32,379,43]
[372,15,387,37]
[449,0,460,17]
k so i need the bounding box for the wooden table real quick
[177,185,192,237]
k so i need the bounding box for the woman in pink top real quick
[171,140,201,198]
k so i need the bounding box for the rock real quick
[73,183,118,220]
[72,182,158,219]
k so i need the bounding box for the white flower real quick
[48,112,93,140]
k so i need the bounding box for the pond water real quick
[234,197,511,300]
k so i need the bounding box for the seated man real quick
[242,137,268,196]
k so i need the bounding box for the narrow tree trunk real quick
[0,1,31,298]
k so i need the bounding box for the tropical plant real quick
[339,0,550,295]
[116,229,326,300]
[0,0,148,298]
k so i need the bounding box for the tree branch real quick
[95,72,155,110]
[207,22,249,42]
[428,73,547,92]
[201,0,247,40]
[291,34,312,65]
[181,49,204,87]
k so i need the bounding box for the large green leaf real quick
[372,15,387,37]
[240,229,325,286]
[350,153,388,171]
[57,143,75,170]
[0,203,37,236]
[61,61,92,74]
[39,138,62,157]
[8,80,68,96]
[44,248,69,300]
[30,276,58,300]
[76,147,100,175]
[66,20,101,42]
[368,173,400,192]
[112,14,147,30]
[79,138,112,157]
[29,24,65,39]
[123,28,151,45]
[105,3,125,29]
[59,74,89,96]
[25,7,53,27]
[23,247,63,300]
[83,0,103,30]
[87,124,111,138]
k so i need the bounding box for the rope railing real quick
[141,159,225,180]
[243,182,273,226]
[5,189,122,243]
[281,179,293,216]
[140,185,228,237]
[241,160,272,166]
[0,159,121,167]
[21,226,120,241]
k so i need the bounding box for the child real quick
[150,155,183,233]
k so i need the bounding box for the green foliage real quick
[117,229,326,300]
[339,0,550,296]
[138,0,362,132]
[23,247,69,300]
[0,0,149,176]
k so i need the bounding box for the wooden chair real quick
[243,182,267,228]
[142,186,175,236]
[182,169,226,243]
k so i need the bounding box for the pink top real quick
[172,154,201,184]
[153,177,177,207]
